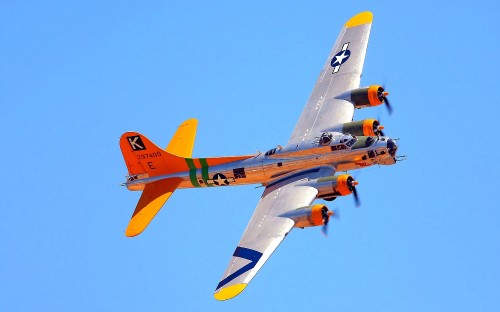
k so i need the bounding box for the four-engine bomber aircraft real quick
[120,11,400,300]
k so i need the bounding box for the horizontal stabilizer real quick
[166,118,198,158]
[125,177,182,237]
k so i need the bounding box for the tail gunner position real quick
[119,11,401,300]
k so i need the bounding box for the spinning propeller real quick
[373,120,385,137]
[347,176,361,207]
[320,176,361,237]
[377,86,392,115]
[321,208,338,237]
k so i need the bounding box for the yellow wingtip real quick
[344,11,373,28]
[214,283,247,301]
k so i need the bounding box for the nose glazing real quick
[387,138,398,157]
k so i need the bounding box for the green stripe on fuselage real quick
[199,158,212,187]
[185,158,201,187]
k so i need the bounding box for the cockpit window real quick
[345,138,357,147]
[331,144,347,151]
[265,148,277,156]
[387,139,398,157]
[319,133,333,146]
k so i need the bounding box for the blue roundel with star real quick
[330,49,351,67]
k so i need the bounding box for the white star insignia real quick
[333,50,348,65]
[215,176,227,185]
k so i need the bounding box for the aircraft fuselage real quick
[125,135,398,191]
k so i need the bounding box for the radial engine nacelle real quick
[325,119,384,137]
[300,174,358,201]
[337,85,389,109]
[280,204,333,228]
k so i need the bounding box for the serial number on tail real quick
[136,152,162,160]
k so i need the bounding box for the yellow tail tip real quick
[125,228,141,237]
[344,11,373,28]
[214,283,247,301]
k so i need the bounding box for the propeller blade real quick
[376,115,385,137]
[321,210,335,237]
[384,96,393,115]
[321,223,329,237]
[378,86,393,115]
[347,176,361,208]
[352,185,361,207]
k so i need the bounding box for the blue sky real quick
[1,1,499,311]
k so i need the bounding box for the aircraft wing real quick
[287,11,373,147]
[214,167,334,300]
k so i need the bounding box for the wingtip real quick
[344,11,373,28]
[214,283,247,301]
